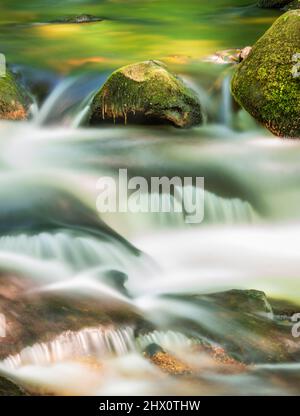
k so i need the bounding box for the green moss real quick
[0,70,31,120]
[231,10,300,137]
[89,60,203,128]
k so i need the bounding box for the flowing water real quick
[0,0,300,396]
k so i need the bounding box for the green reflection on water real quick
[0,0,280,74]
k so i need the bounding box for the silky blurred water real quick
[0,0,300,396]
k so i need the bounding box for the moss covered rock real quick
[231,10,300,137]
[257,0,293,8]
[0,71,32,121]
[89,60,204,128]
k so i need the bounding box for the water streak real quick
[1,326,136,370]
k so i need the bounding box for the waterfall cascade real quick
[1,326,136,370]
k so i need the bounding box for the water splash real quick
[71,91,95,128]
[34,77,78,125]
[33,73,104,126]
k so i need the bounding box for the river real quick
[0,0,299,396]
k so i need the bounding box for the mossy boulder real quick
[89,60,204,128]
[257,0,293,8]
[0,71,32,121]
[231,11,300,137]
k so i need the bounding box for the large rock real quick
[231,11,300,137]
[0,70,32,121]
[257,0,293,8]
[89,60,204,128]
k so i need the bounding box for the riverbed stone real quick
[0,273,141,361]
[89,60,204,128]
[231,10,300,137]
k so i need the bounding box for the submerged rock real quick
[150,351,192,375]
[231,11,300,137]
[0,71,32,121]
[206,292,299,363]
[144,345,192,375]
[257,0,293,8]
[169,289,300,364]
[0,273,141,361]
[50,14,103,24]
[89,60,204,128]
[144,340,246,375]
